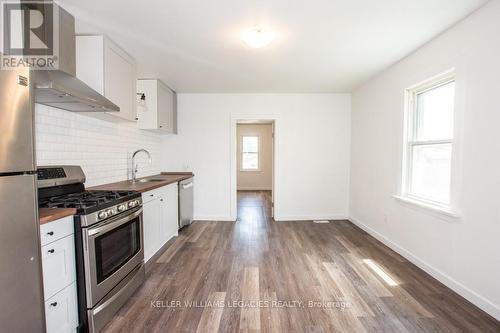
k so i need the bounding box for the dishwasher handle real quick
[181,182,193,189]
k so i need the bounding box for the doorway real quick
[235,121,275,219]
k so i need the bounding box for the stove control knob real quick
[106,209,114,216]
[117,204,127,212]
[134,199,141,206]
[98,211,108,220]
[128,201,136,208]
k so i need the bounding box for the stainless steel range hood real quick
[34,70,119,112]
[32,4,119,113]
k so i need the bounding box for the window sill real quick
[392,195,461,219]
[240,169,262,173]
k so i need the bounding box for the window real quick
[402,74,455,207]
[241,136,260,171]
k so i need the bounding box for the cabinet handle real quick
[150,194,154,197]
[50,302,57,307]
[48,249,55,254]
[160,199,164,202]
[47,231,54,236]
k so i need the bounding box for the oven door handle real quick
[87,207,143,236]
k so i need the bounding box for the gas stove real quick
[37,166,141,226]
[39,189,139,214]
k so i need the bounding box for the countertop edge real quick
[87,173,194,193]
[160,172,194,176]
[39,208,76,225]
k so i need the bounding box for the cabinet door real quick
[143,198,162,262]
[157,81,174,132]
[137,79,158,129]
[76,35,137,122]
[40,216,74,247]
[159,197,169,246]
[75,35,104,94]
[41,235,76,300]
[160,184,179,245]
[104,39,136,121]
[45,283,78,333]
[166,183,179,239]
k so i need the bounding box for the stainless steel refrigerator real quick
[0,67,46,331]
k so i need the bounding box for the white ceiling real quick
[60,0,488,93]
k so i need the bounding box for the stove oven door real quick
[83,207,144,307]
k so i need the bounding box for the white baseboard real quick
[237,187,272,191]
[275,214,348,222]
[193,216,235,222]
[349,216,500,321]
[194,214,349,222]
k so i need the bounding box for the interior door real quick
[0,67,36,173]
[0,174,45,332]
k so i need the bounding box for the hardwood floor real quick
[102,190,500,332]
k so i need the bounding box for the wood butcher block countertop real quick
[39,208,77,225]
[88,172,194,193]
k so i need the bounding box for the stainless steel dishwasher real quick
[179,177,194,228]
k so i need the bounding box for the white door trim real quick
[230,114,279,221]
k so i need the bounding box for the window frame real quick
[401,72,456,210]
[240,135,261,172]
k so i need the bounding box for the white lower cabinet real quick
[44,282,78,333]
[40,217,78,333]
[142,183,179,262]
[41,234,76,298]
[40,216,74,246]
[160,183,179,245]
[143,195,162,262]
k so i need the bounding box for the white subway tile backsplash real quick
[35,104,163,187]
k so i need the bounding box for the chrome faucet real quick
[131,149,152,182]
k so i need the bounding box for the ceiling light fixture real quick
[241,28,276,48]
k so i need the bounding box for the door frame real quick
[230,114,278,221]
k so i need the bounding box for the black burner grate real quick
[38,190,138,212]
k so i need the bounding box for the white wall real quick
[237,124,273,191]
[35,104,163,186]
[161,94,351,221]
[350,0,500,320]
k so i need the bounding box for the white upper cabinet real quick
[137,79,177,133]
[76,35,137,122]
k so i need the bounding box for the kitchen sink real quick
[135,178,165,183]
